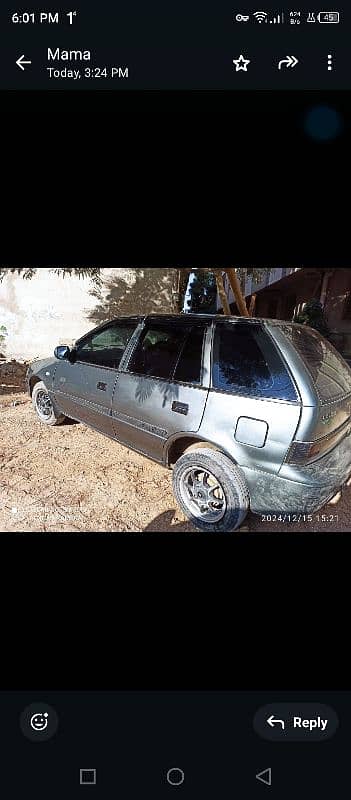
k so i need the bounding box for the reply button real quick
[253,703,339,741]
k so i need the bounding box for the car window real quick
[76,323,137,368]
[279,323,351,402]
[212,321,297,401]
[128,322,206,383]
[173,325,206,384]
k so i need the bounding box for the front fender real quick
[27,357,57,394]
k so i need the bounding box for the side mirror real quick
[54,345,71,360]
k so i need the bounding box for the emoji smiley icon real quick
[30,712,49,732]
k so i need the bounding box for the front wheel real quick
[173,448,249,532]
[32,381,66,426]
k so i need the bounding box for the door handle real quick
[97,382,107,391]
[172,401,189,416]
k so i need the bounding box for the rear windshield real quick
[212,321,298,401]
[279,324,351,402]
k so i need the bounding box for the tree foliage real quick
[185,271,217,313]
[179,267,267,313]
[0,267,102,285]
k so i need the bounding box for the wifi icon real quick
[253,11,268,22]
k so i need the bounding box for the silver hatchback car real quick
[27,314,351,532]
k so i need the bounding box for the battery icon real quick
[317,11,340,23]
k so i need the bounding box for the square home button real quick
[80,769,97,785]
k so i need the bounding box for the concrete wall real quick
[0,269,98,360]
[0,268,174,361]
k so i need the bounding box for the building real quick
[218,267,351,359]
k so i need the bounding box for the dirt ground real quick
[1,387,350,533]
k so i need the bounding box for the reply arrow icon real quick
[267,715,285,730]
[16,54,32,71]
[278,55,299,69]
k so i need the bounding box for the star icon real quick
[232,54,251,72]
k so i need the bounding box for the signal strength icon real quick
[269,13,284,23]
[253,11,268,23]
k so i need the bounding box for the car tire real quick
[173,448,249,532]
[32,381,66,426]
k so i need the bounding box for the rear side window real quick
[128,322,206,383]
[279,324,351,402]
[212,322,297,401]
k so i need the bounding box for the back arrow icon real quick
[278,55,298,69]
[16,55,32,71]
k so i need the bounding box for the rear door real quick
[200,319,301,473]
[53,320,139,435]
[111,319,211,461]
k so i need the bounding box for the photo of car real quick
[25,313,351,532]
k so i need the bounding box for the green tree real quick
[178,267,269,317]
[185,271,217,313]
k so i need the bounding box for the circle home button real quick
[166,768,185,787]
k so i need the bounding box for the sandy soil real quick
[0,389,350,533]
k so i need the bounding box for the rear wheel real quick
[32,381,66,426]
[173,448,249,532]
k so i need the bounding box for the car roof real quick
[144,313,282,324]
[75,314,296,346]
[97,313,300,327]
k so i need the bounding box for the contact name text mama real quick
[47,48,91,61]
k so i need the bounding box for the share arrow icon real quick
[278,55,299,70]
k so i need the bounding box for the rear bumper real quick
[243,469,335,515]
[243,431,351,514]
[279,431,351,487]
[243,462,351,515]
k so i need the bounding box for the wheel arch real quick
[165,434,237,468]
[29,375,42,396]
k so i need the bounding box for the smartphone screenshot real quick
[1,1,349,797]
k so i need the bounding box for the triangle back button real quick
[256,768,272,787]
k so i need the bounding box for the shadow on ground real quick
[143,510,196,533]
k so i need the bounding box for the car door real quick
[111,319,211,461]
[52,320,139,436]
